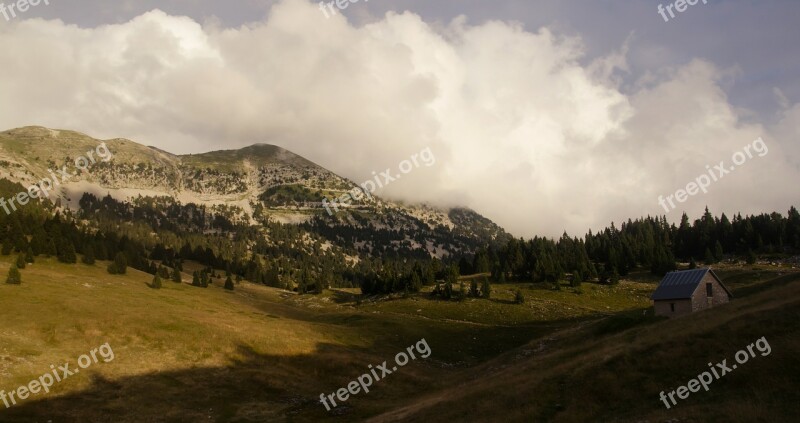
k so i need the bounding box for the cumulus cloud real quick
[0,0,796,237]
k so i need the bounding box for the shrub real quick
[514,289,525,304]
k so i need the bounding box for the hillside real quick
[0,255,797,422]
[367,269,800,423]
[0,126,511,260]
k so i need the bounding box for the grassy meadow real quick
[0,255,797,422]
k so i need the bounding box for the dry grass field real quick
[0,255,797,422]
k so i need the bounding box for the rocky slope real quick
[0,126,510,258]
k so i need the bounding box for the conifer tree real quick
[171,266,182,283]
[82,244,96,265]
[570,270,582,288]
[25,247,34,264]
[481,278,491,299]
[746,249,757,265]
[16,253,26,269]
[57,240,77,264]
[470,279,479,297]
[152,274,162,289]
[6,265,21,285]
[224,276,234,291]
[107,252,128,275]
[1,238,12,256]
[704,247,715,265]
[514,289,525,304]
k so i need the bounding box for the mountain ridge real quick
[0,126,511,258]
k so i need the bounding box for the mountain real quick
[0,126,510,260]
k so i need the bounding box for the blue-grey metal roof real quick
[651,268,723,300]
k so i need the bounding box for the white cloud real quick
[0,0,796,237]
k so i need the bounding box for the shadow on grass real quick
[0,309,621,423]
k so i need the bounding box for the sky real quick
[0,0,798,238]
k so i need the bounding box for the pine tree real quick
[704,247,715,265]
[481,278,491,299]
[514,289,525,304]
[192,271,201,286]
[82,244,96,265]
[746,249,757,265]
[443,281,453,299]
[470,280,479,297]
[6,265,21,285]
[171,266,182,283]
[16,253,26,270]
[25,247,34,264]
[45,240,57,257]
[714,241,724,263]
[107,252,128,275]
[689,257,697,269]
[224,276,234,291]
[570,270,582,288]
[152,274,162,289]
[57,241,77,264]
[458,281,466,301]
[410,271,422,292]
[610,268,620,285]
[1,238,12,256]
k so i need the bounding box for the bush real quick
[514,289,525,304]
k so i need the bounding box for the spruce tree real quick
[171,266,182,283]
[6,265,21,285]
[746,249,757,265]
[1,238,12,256]
[571,271,582,288]
[16,253,26,270]
[714,241,724,263]
[82,244,96,265]
[107,252,127,275]
[152,274,162,289]
[470,280,479,297]
[481,278,491,299]
[514,289,525,304]
[610,268,620,285]
[704,247,715,265]
[224,276,234,291]
[58,241,77,264]
[25,247,34,264]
